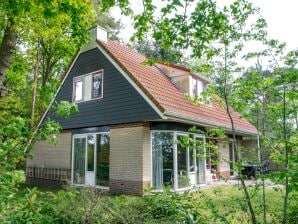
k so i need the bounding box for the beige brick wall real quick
[218,140,230,175]
[26,131,72,169]
[109,123,151,195]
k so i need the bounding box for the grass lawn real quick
[194,184,284,224]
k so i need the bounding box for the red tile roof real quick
[98,40,257,135]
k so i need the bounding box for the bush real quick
[0,187,59,223]
[53,187,145,224]
[144,188,204,223]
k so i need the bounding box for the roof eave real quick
[164,110,258,136]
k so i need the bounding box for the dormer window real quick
[73,70,103,103]
[193,78,197,96]
[192,77,208,97]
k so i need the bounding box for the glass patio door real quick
[85,135,96,186]
[73,136,86,184]
[72,133,110,187]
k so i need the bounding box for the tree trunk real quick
[223,44,257,224]
[225,98,257,224]
[30,41,40,129]
[282,85,289,224]
[0,18,18,87]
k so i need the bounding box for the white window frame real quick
[72,70,104,103]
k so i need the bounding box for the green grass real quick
[192,185,284,223]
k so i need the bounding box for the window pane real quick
[84,75,92,101]
[74,78,83,101]
[92,73,102,99]
[177,135,189,188]
[152,132,174,190]
[193,78,197,96]
[73,137,86,184]
[197,80,203,96]
[189,148,195,172]
[96,133,110,186]
[196,137,205,184]
[87,135,95,171]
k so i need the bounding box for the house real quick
[26,26,258,195]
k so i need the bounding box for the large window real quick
[177,134,189,188]
[152,131,206,191]
[195,136,206,185]
[73,70,103,103]
[73,137,86,184]
[96,133,110,187]
[152,132,174,190]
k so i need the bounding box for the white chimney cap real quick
[89,26,107,42]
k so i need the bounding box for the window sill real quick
[73,96,103,104]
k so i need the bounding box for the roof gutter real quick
[164,110,258,136]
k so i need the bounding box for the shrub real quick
[50,186,148,224]
[143,188,204,223]
[0,187,59,223]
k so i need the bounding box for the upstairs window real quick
[73,70,103,103]
[92,73,102,99]
[192,78,197,96]
[192,77,208,97]
[74,77,83,102]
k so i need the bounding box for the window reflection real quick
[152,132,174,190]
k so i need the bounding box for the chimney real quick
[89,26,107,42]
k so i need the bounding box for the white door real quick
[85,134,96,186]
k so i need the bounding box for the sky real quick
[111,0,298,60]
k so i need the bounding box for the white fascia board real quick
[164,110,257,136]
[95,43,165,119]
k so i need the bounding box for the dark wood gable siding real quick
[46,47,161,129]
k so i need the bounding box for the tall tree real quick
[133,0,267,223]
[0,0,130,88]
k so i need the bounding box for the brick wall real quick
[217,139,231,179]
[26,131,72,169]
[109,122,151,195]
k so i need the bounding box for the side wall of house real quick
[26,131,72,187]
[109,123,151,196]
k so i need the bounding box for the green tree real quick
[133,0,268,223]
